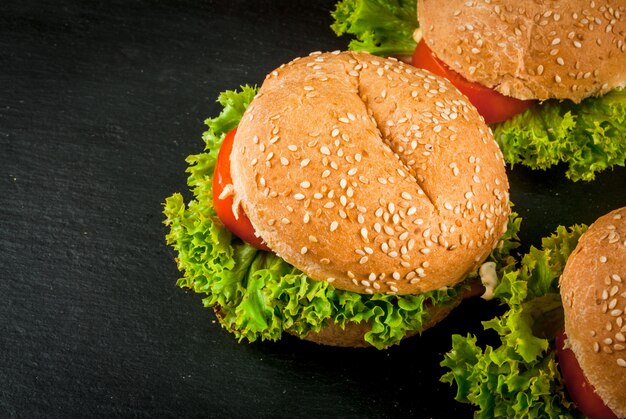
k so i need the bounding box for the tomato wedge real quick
[411,40,533,124]
[213,128,270,251]
[555,330,618,419]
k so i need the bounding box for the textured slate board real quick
[0,1,625,417]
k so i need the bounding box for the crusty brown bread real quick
[230,51,510,296]
[418,0,626,102]
[560,207,626,418]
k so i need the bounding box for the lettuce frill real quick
[440,225,588,418]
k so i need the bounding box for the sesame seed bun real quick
[560,207,626,417]
[231,51,510,296]
[418,0,626,102]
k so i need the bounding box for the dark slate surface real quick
[1,1,625,417]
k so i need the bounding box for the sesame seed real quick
[359,256,369,264]
[611,285,619,296]
[600,256,608,263]
[330,221,339,232]
[618,359,626,368]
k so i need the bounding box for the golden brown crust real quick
[419,0,626,102]
[560,207,626,417]
[231,51,510,296]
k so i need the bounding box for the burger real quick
[331,0,626,181]
[558,207,626,418]
[164,50,519,349]
[440,207,625,417]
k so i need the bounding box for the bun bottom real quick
[214,291,469,348]
[296,294,463,348]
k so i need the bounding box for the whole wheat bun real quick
[560,207,626,418]
[231,51,510,296]
[418,0,626,102]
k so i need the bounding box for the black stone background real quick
[1,1,625,417]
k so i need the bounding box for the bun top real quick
[231,51,510,296]
[560,207,626,417]
[418,0,626,102]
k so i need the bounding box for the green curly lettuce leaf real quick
[331,0,418,56]
[164,86,522,349]
[494,88,626,182]
[441,225,588,417]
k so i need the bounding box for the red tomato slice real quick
[555,330,618,419]
[213,128,270,251]
[411,40,533,124]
